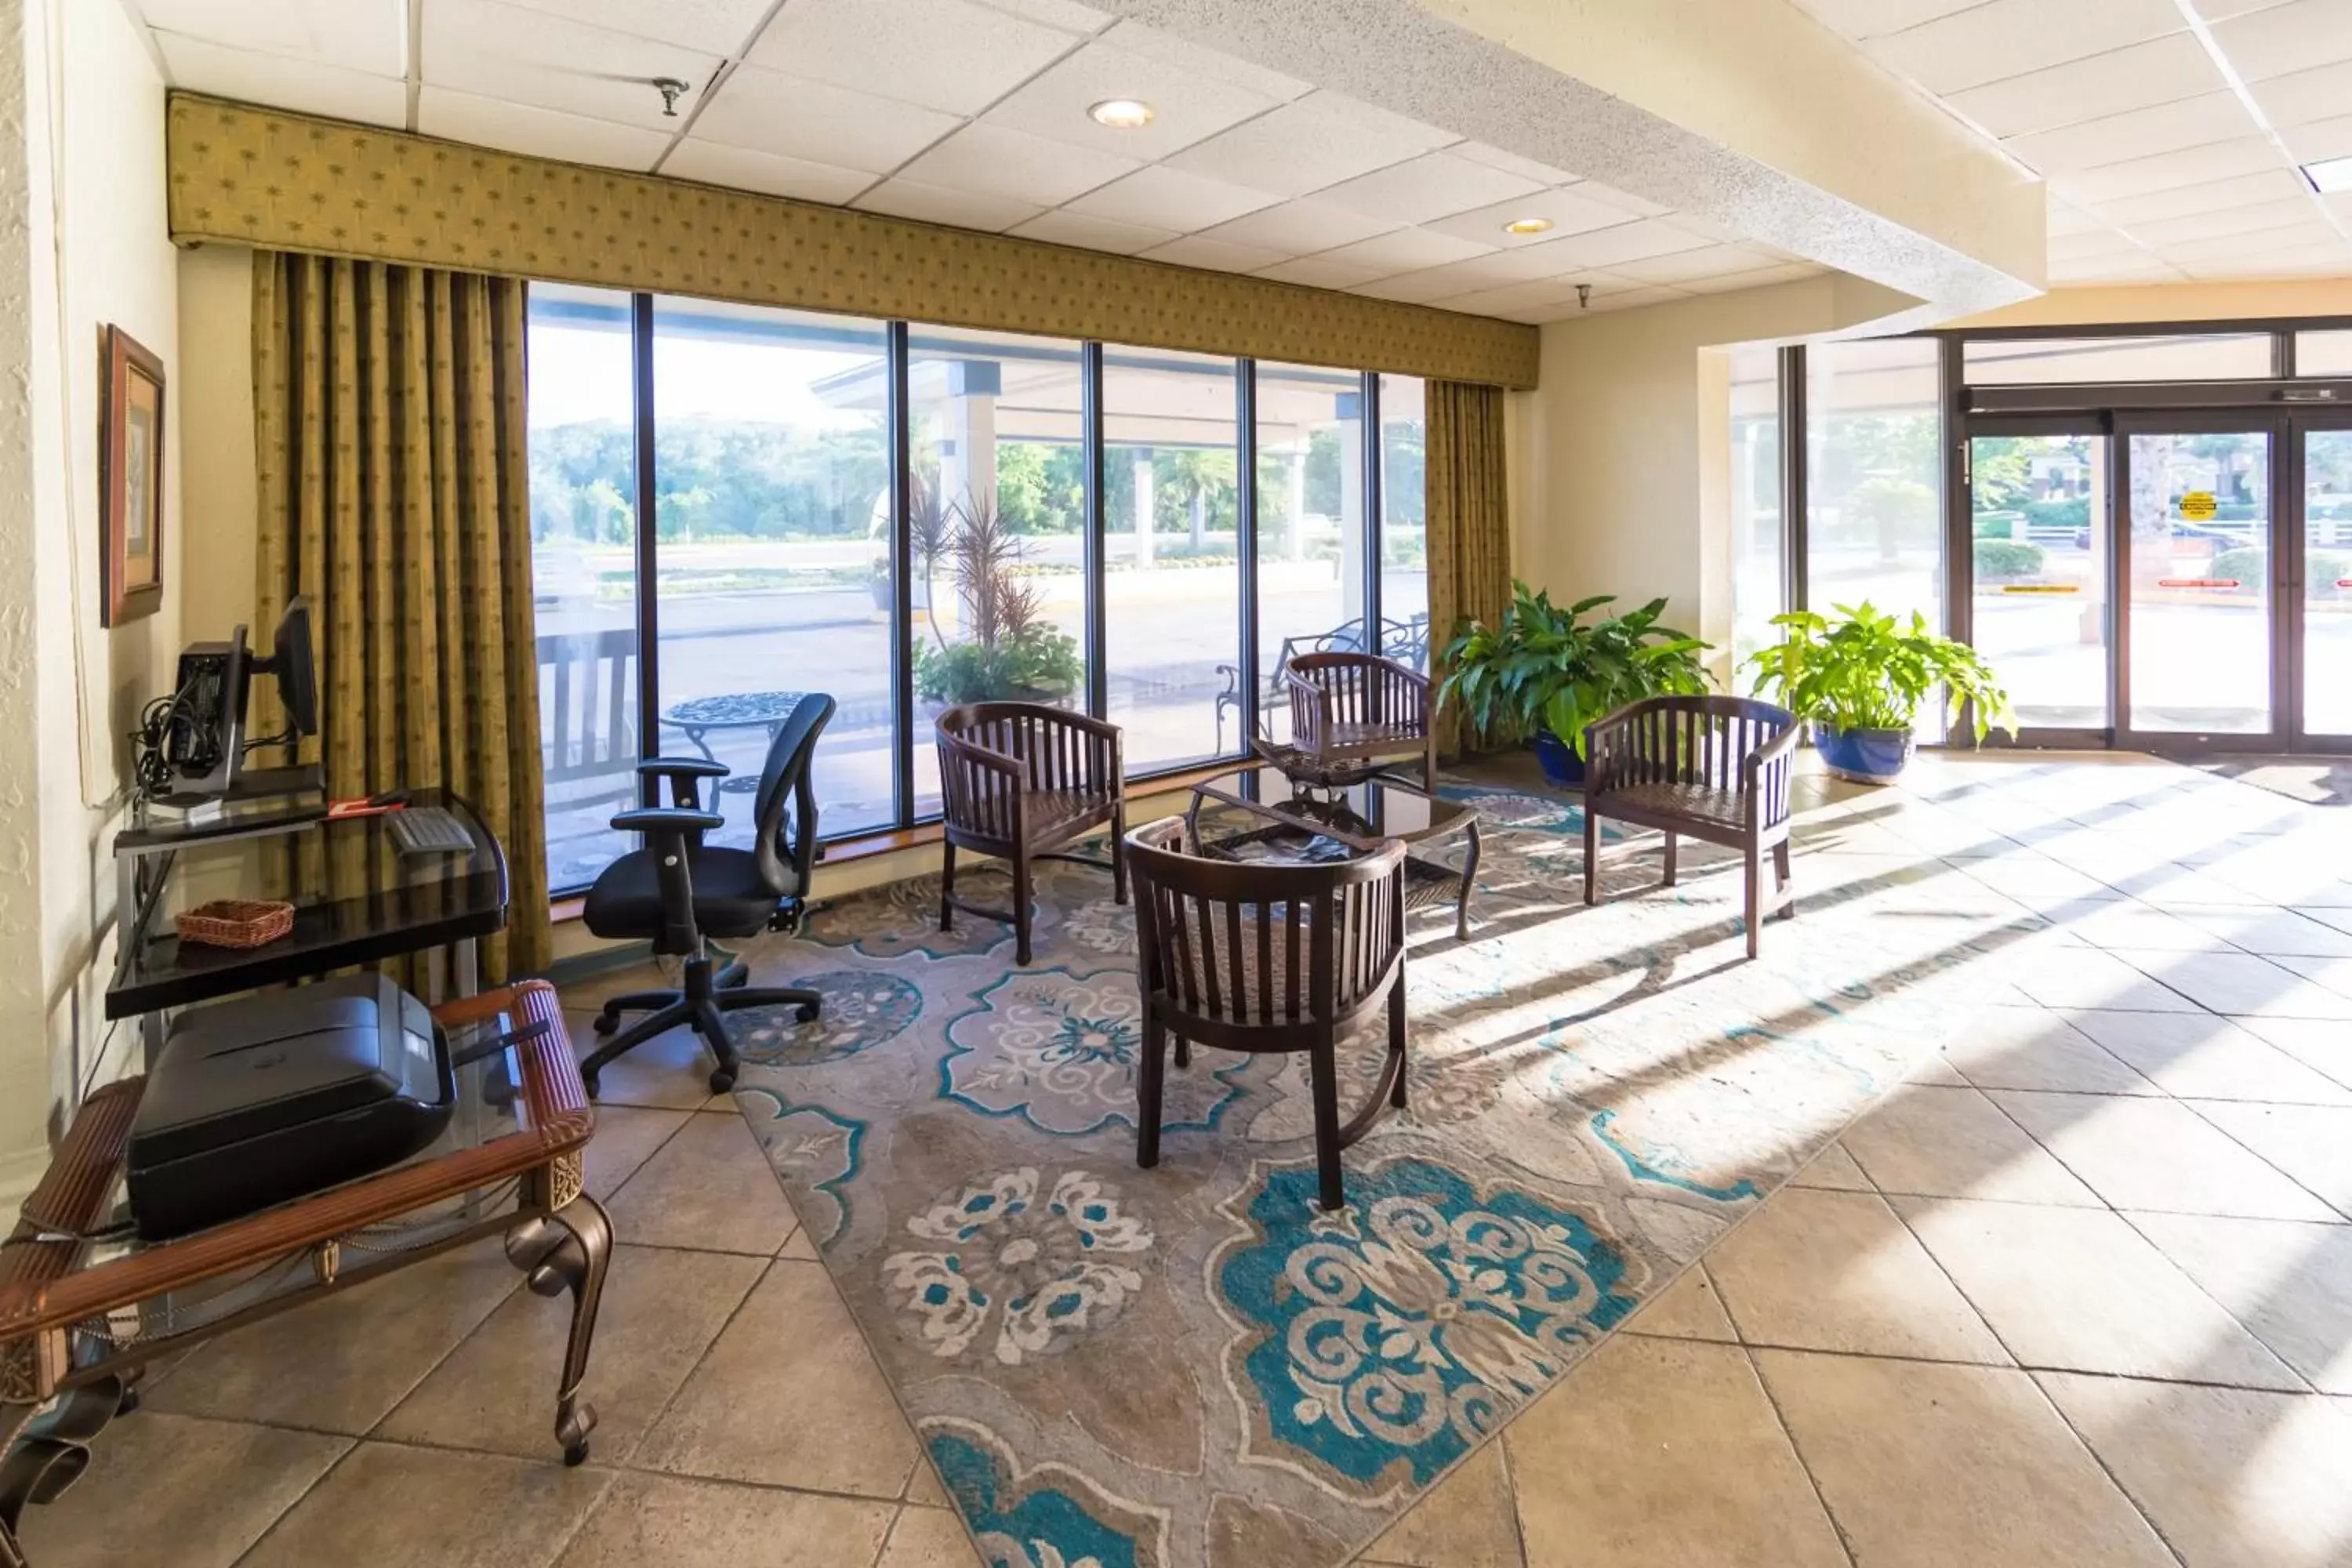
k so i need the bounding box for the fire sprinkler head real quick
[653,78,689,118]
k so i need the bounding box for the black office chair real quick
[578,693,834,1097]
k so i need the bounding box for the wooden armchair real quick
[1127,818,1406,1212]
[936,702,1126,966]
[1581,695,1802,959]
[1255,651,1436,792]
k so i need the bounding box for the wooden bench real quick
[1581,695,1802,959]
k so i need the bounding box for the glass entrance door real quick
[1968,430,2111,733]
[2121,427,2277,742]
[2298,424,2352,742]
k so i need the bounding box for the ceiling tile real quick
[1451,140,1580,184]
[659,139,877,203]
[2004,92,2259,173]
[2190,0,2300,16]
[694,64,963,172]
[1348,270,1470,303]
[2252,58,2352,123]
[1423,186,1650,248]
[2182,238,2352,274]
[1867,0,2187,94]
[2132,193,2323,242]
[2049,227,2154,263]
[983,38,1279,161]
[2283,111,2352,161]
[1791,0,2001,42]
[2049,135,2288,201]
[1608,244,1783,286]
[2049,251,2186,281]
[1310,151,1545,227]
[1253,256,1389,289]
[852,178,1044,231]
[151,33,407,125]
[1945,35,2225,140]
[1559,178,1673,218]
[1556,285,1692,317]
[2158,216,2339,257]
[1682,261,1827,293]
[1192,198,1399,255]
[2212,0,2352,80]
[975,0,1112,32]
[1094,19,1312,101]
[416,86,674,169]
[1010,209,1179,253]
[1371,246,1600,295]
[136,0,406,75]
[747,0,1079,117]
[423,0,721,131]
[1525,216,1715,269]
[2094,168,2315,225]
[1136,235,1287,272]
[1310,227,1499,276]
[1063,164,1279,230]
[897,122,1140,207]
[488,0,775,55]
[1163,91,1456,198]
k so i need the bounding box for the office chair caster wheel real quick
[795,1001,821,1024]
[564,1440,590,1467]
[558,1402,596,1467]
[708,1066,736,1094]
[592,1011,619,1036]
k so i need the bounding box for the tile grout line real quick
[1490,1421,1534,1568]
[1736,1342,1859,1568]
[227,1432,365,1568]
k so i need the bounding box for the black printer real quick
[126,975,456,1240]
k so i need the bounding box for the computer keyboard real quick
[387,806,474,857]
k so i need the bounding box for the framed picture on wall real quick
[100,324,165,627]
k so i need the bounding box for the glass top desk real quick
[107,787,510,1037]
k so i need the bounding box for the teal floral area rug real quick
[721,775,2026,1568]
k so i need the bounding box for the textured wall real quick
[165,95,1540,390]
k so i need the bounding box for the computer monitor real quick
[254,595,318,739]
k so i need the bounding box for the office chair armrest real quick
[638,757,729,780]
[611,807,727,836]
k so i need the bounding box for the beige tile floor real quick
[19,751,2352,1568]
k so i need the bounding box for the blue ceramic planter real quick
[1532,730,1587,787]
[1813,724,1914,784]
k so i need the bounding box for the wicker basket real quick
[175,898,295,949]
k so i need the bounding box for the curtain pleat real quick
[251,249,550,982]
[1425,380,1513,757]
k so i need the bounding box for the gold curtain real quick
[252,249,550,981]
[1425,380,1514,757]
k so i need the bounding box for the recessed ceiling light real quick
[1088,99,1156,130]
[2303,155,2352,194]
[1502,216,1554,236]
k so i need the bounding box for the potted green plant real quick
[1742,601,2016,783]
[1439,580,1710,786]
[913,492,1082,709]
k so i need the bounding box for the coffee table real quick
[1185,765,1480,940]
[0,981,603,1566]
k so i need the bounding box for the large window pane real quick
[1103,349,1242,771]
[1969,433,2110,729]
[2296,330,2352,377]
[1378,374,1428,668]
[2305,428,2352,735]
[650,299,895,842]
[528,284,639,895]
[2128,430,2274,735]
[1807,338,1944,632]
[1254,363,1367,744]
[907,327,1089,813]
[1727,345,1783,670]
[1963,334,2271,384]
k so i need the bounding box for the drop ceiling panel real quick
[1094,19,1310,102]
[1252,256,1389,289]
[1944,35,2223,140]
[1452,140,1579,185]
[1867,0,2188,95]
[423,0,720,130]
[1423,187,1650,248]
[660,139,877,204]
[982,0,1113,33]
[1011,209,1179,252]
[2211,0,2352,80]
[1161,91,1457,198]
[1683,260,1824,292]
[2283,111,2352,161]
[2132,194,2325,243]
[416,85,674,169]
[2048,228,2154,263]
[1192,198,1399,255]
[1790,0,1992,44]
[1567,285,1693,315]
[1309,151,1546,227]
[1607,244,1784,286]
[2160,217,2341,258]
[1530,217,1716,270]
[1310,227,1500,276]
[153,33,408,126]
[2093,169,2314,225]
[2249,57,2352,123]
[854,179,1044,230]
[1062,163,1279,230]
[896,122,1141,207]
[2049,136,2287,202]
[1136,235,1286,272]
[693,65,964,172]
[136,0,407,76]
[982,40,1279,161]
[488,0,775,56]
[746,0,1081,117]
[2004,92,2260,173]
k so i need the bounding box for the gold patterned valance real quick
[165,95,1539,390]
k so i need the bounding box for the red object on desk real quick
[327,794,408,819]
